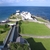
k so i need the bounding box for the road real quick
[21,34,50,38]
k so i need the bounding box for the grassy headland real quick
[21,22,50,36]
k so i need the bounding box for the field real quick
[20,21,50,50]
[23,36,50,50]
[0,25,10,45]
[21,22,50,36]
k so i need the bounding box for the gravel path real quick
[21,34,50,38]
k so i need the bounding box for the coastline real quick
[0,10,50,29]
[0,6,50,21]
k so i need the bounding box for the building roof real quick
[16,10,20,13]
[16,37,27,44]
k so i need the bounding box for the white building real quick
[16,10,20,15]
[21,11,33,20]
[15,10,37,22]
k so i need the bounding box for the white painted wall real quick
[16,13,20,15]
[21,12,33,20]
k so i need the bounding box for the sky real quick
[0,0,50,6]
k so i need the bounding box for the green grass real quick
[9,14,17,19]
[9,14,22,19]
[36,17,47,22]
[23,36,50,50]
[0,25,10,45]
[21,22,50,36]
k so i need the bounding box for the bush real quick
[9,43,29,50]
[0,41,3,45]
[0,29,6,34]
[5,24,8,28]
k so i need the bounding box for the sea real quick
[0,6,50,21]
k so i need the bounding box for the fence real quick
[9,26,16,42]
[0,27,12,49]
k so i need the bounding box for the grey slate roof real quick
[16,37,26,44]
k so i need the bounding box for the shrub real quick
[0,29,5,34]
[9,43,29,50]
[5,24,8,28]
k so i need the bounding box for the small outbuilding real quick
[16,37,28,44]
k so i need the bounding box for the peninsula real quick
[0,10,50,50]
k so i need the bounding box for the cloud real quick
[0,0,49,6]
[15,0,20,3]
[0,0,20,4]
[30,0,33,1]
[27,0,33,1]
[36,0,46,2]
[27,0,46,2]
[5,0,14,3]
[27,0,29,1]
[0,1,3,4]
[0,0,46,4]
[8,0,20,3]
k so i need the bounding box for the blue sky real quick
[0,0,50,6]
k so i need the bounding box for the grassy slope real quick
[9,14,22,19]
[23,36,50,50]
[21,22,50,35]
[0,25,10,45]
[36,17,47,22]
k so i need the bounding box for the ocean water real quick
[0,6,50,21]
